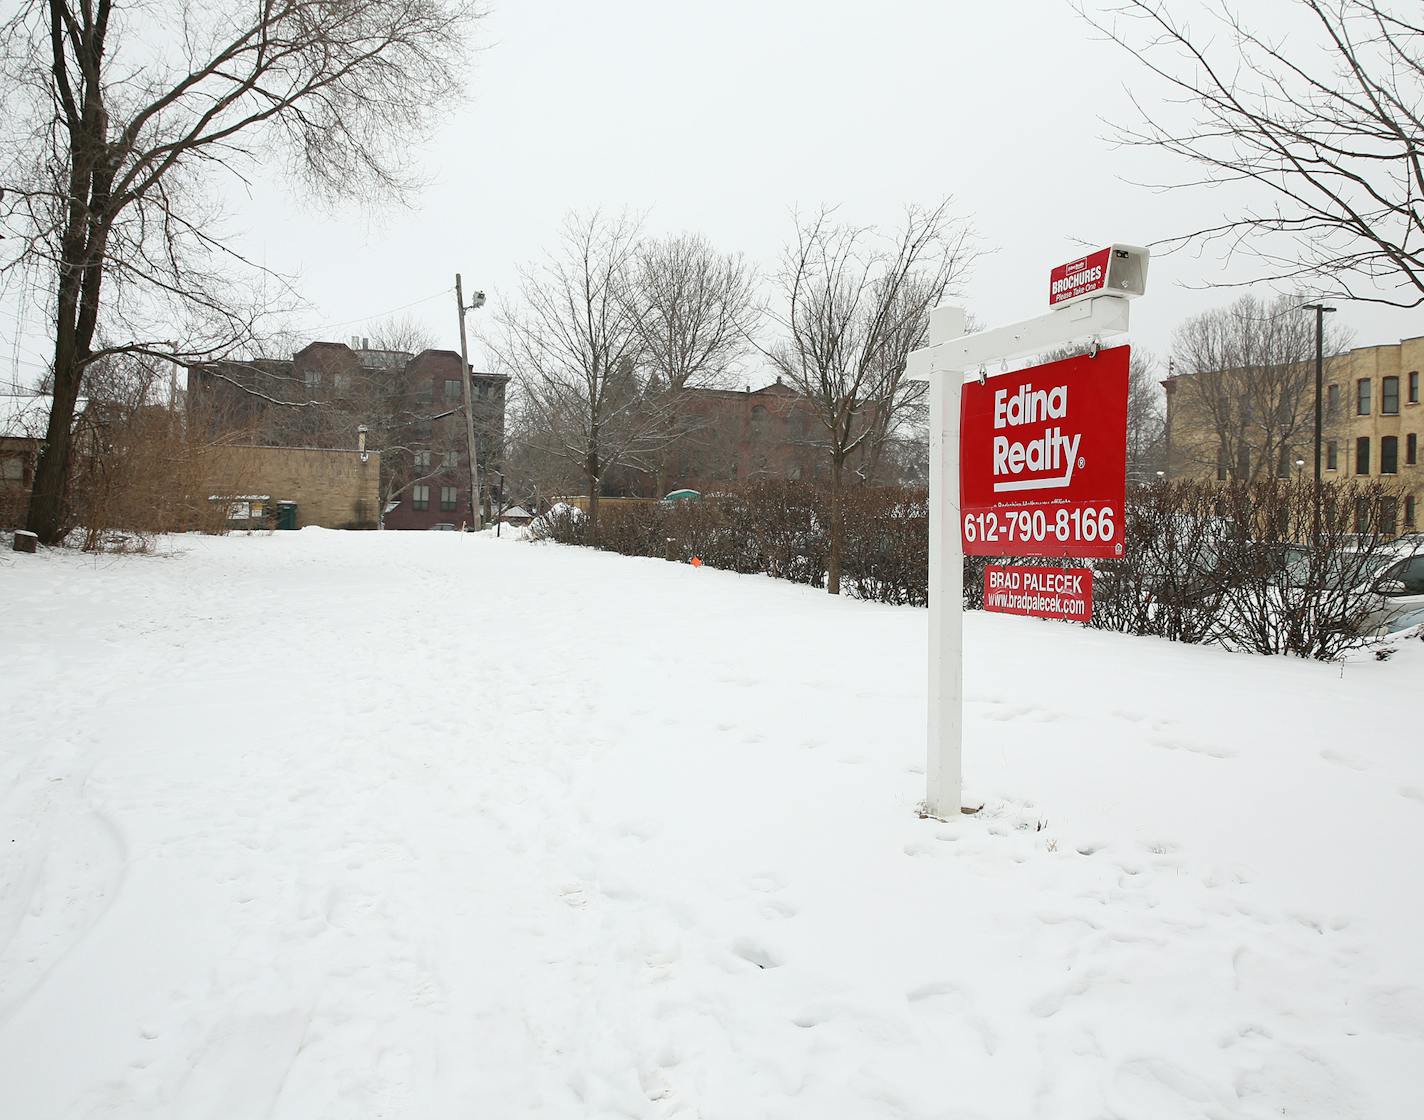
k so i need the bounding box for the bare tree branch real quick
[1079,0,1424,306]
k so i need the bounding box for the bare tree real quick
[1125,349,1167,481]
[0,0,478,542]
[368,315,436,357]
[1167,293,1350,482]
[768,202,974,595]
[854,273,956,487]
[630,233,760,496]
[496,212,674,537]
[1082,0,1424,305]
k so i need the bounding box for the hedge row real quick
[532,477,1412,660]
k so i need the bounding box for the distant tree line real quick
[494,204,977,595]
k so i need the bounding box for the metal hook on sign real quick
[1088,337,1101,359]
[977,364,987,385]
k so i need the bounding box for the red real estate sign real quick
[984,565,1093,623]
[1048,247,1112,307]
[960,345,1129,559]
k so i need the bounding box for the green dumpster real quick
[661,489,701,504]
[276,501,298,530]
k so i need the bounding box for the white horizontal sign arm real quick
[907,295,1131,381]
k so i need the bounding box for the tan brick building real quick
[201,444,381,530]
[1164,335,1424,535]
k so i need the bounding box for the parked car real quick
[1354,552,1424,636]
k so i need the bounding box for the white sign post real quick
[908,257,1146,819]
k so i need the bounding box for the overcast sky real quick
[2,0,1419,391]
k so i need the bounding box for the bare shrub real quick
[532,472,1412,662]
[841,487,928,605]
[735,480,826,587]
[528,504,589,546]
[1215,478,1406,659]
[73,403,236,551]
[1092,480,1232,643]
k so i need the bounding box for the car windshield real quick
[1284,546,1409,587]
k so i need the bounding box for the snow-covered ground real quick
[1,529,1420,1119]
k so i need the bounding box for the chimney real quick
[350,335,359,349]
[361,336,369,350]
[357,424,369,462]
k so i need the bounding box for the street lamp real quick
[1302,302,1336,545]
[454,275,486,531]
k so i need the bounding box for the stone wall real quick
[203,445,381,529]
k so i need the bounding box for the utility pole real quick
[1302,302,1336,544]
[455,274,485,531]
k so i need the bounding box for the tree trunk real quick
[29,221,108,544]
[28,8,114,544]
[586,450,600,543]
[27,322,85,544]
[827,455,844,595]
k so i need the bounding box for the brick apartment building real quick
[637,377,885,496]
[671,379,827,490]
[1164,334,1424,536]
[190,338,507,530]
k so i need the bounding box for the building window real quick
[415,380,434,405]
[1409,370,1419,404]
[1236,444,1250,480]
[1216,445,1228,482]
[444,378,461,402]
[1407,495,1417,529]
[1357,378,1372,415]
[440,485,457,512]
[477,382,490,400]
[1380,497,1399,537]
[1326,440,1338,471]
[1409,433,1418,466]
[442,449,458,469]
[1,455,22,482]
[1383,376,1400,415]
[304,369,320,392]
[414,449,431,470]
[1382,435,1399,475]
[1355,496,1371,533]
[1327,383,1340,415]
[412,484,430,511]
[333,372,351,397]
[1356,436,1371,475]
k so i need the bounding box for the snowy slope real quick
[0,530,1420,1119]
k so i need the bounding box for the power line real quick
[305,286,452,334]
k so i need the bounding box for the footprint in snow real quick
[1320,747,1369,771]
[730,936,782,970]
